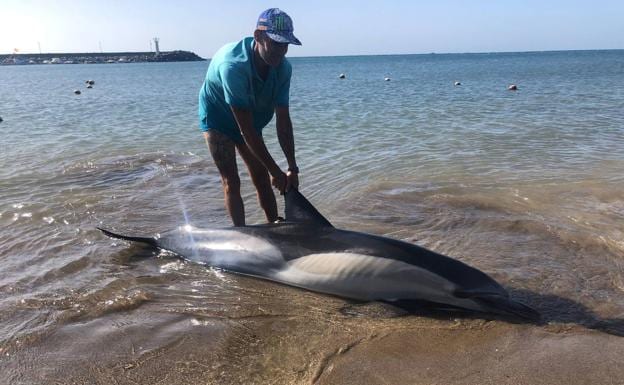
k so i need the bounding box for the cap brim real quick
[266,31,302,46]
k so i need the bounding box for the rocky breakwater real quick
[0,50,206,65]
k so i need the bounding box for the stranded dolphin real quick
[98,189,539,321]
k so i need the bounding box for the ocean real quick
[1,50,624,384]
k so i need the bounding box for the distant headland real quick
[0,50,206,65]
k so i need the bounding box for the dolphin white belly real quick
[272,252,456,302]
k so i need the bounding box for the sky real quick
[2,0,623,58]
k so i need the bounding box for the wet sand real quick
[316,324,624,385]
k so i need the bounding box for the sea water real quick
[1,50,623,383]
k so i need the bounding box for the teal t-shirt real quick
[198,37,292,143]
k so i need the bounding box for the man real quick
[198,8,301,226]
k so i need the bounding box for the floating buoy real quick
[384,77,391,81]
[338,73,346,79]
[87,85,93,89]
[508,84,518,91]
[74,90,81,95]
[88,80,95,85]
[454,81,461,86]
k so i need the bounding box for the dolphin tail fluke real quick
[473,295,541,322]
[97,227,157,247]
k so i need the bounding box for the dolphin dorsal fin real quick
[285,189,334,227]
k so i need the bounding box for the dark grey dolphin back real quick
[285,189,334,227]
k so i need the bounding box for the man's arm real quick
[275,106,299,190]
[230,106,287,192]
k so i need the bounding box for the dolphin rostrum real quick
[98,189,539,321]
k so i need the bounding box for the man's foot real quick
[273,216,285,223]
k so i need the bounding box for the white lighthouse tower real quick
[153,37,160,56]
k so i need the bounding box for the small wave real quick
[59,283,152,324]
[57,151,207,189]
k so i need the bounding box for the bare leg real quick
[204,131,245,226]
[236,142,278,223]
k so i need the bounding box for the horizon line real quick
[2,47,622,59]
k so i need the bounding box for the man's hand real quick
[271,171,288,194]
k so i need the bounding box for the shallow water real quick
[1,50,624,384]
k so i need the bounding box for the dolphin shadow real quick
[376,288,624,337]
[508,288,624,337]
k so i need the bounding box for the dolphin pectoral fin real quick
[471,295,541,322]
[97,227,157,248]
[454,288,507,299]
[454,288,540,322]
[384,299,477,318]
[284,189,334,228]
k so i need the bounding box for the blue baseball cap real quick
[256,8,302,45]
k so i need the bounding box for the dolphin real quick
[98,189,539,321]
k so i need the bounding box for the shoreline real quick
[0,50,206,65]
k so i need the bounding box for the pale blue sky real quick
[2,0,623,57]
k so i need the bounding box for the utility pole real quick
[99,41,103,53]
[38,41,41,54]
